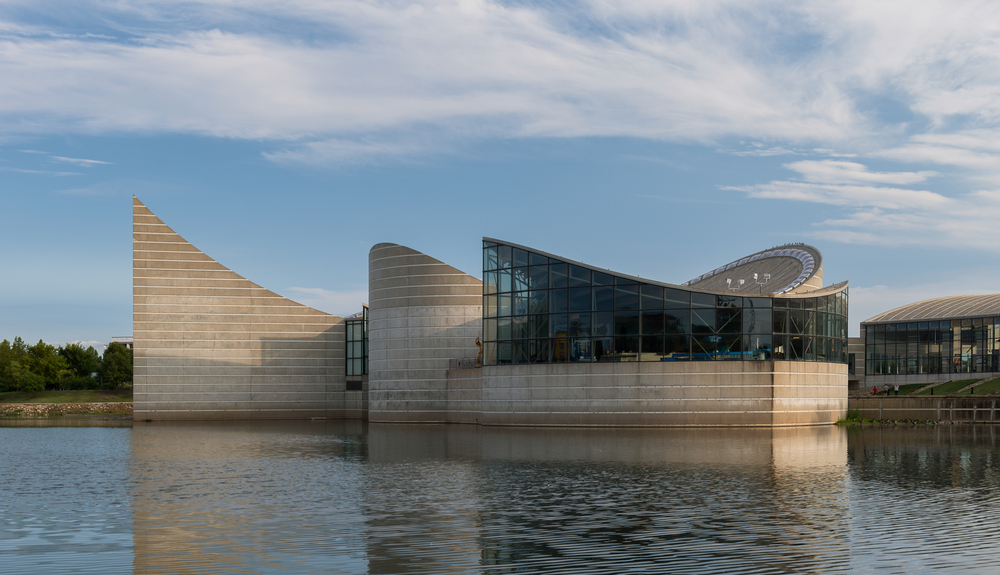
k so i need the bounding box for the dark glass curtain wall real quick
[482,241,848,366]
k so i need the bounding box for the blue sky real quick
[3,0,1000,347]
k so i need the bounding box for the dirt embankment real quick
[0,402,133,417]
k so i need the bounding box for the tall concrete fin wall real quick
[368,243,482,422]
[133,197,346,420]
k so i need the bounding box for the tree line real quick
[0,337,133,394]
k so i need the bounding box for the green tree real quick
[25,340,68,390]
[59,344,101,378]
[98,342,133,390]
[21,371,45,396]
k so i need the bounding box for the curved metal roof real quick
[483,238,846,298]
[683,244,823,295]
[864,294,1000,324]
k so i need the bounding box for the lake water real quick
[2,420,1000,574]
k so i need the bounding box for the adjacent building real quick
[133,198,850,425]
[858,295,1000,387]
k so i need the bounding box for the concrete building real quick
[858,295,1000,387]
[133,199,850,425]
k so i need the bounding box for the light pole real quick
[754,273,770,294]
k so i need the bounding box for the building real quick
[859,295,1000,387]
[133,198,849,425]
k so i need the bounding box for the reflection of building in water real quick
[135,198,849,425]
[130,421,370,575]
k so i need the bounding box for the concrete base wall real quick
[446,368,482,424]
[850,397,1000,422]
[476,360,846,427]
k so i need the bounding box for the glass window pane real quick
[746,334,772,360]
[717,295,741,308]
[773,309,787,333]
[593,272,613,285]
[484,295,497,318]
[498,245,512,269]
[513,248,528,267]
[692,308,715,334]
[693,335,718,358]
[553,336,569,362]
[568,313,591,337]
[616,337,640,361]
[744,308,772,334]
[665,310,690,334]
[615,284,639,310]
[570,338,592,362]
[550,314,569,337]
[484,342,497,365]
[744,297,771,309]
[594,337,614,362]
[773,335,789,359]
[642,311,664,335]
[512,340,528,364]
[485,318,497,341]
[569,265,591,287]
[568,287,591,312]
[550,289,568,313]
[592,312,614,337]
[614,310,640,336]
[718,334,742,359]
[528,265,549,290]
[641,336,664,360]
[716,308,741,334]
[512,268,529,292]
[499,294,511,316]
[529,290,548,314]
[594,286,614,311]
[512,316,528,339]
[529,315,548,339]
[529,339,549,363]
[498,341,512,364]
[484,271,497,295]
[692,292,715,308]
[665,335,689,358]
[529,252,548,266]
[664,288,690,307]
[498,269,511,292]
[640,285,664,309]
[484,245,498,271]
[550,263,568,288]
[497,317,511,340]
[513,292,528,315]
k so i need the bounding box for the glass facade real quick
[345,306,368,377]
[482,241,848,366]
[864,318,1000,376]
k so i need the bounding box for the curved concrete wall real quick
[133,197,346,420]
[481,361,847,426]
[368,243,482,422]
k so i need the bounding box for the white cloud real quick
[50,155,111,166]
[285,287,368,317]
[784,160,936,185]
[725,180,949,210]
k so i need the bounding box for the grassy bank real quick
[0,390,132,404]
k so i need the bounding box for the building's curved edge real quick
[684,244,823,295]
[863,293,1000,324]
[133,197,347,421]
[368,243,482,423]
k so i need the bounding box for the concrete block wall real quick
[133,197,347,420]
[481,360,846,426]
[368,243,482,422]
[446,368,482,424]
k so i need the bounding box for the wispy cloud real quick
[0,166,80,176]
[50,155,111,166]
[784,160,937,185]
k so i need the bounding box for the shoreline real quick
[0,402,133,419]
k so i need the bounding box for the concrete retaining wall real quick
[479,360,846,426]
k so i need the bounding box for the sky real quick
[3,0,1000,347]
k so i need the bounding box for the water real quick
[2,420,1000,574]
